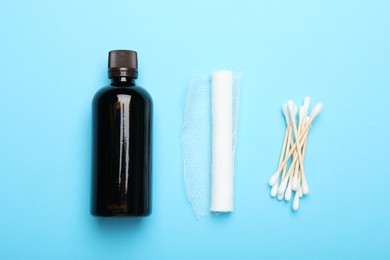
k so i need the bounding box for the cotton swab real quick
[296,139,309,193]
[270,183,278,197]
[279,104,290,170]
[292,173,301,211]
[277,152,300,201]
[268,98,323,211]
[278,155,297,195]
[281,126,293,180]
[269,104,290,186]
[284,181,293,201]
[301,103,323,136]
[277,177,288,200]
[291,171,299,191]
[269,170,281,186]
[292,189,300,211]
[268,104,292,188]
[303,96,310,113]
[277,190,284,200]
[281,104,293,180]
[293,170,302,211]
[302,176,309,195]
[300,118,310,195]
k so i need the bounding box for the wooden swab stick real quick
[288,100,306,182]
[293,126,306,211]
[281,125,293,180]
[278,154,298,196]
[299,116,310,195]
[278,104,290,169]
[297,109,315,195]
[269,129,308,186]
[277,155,297,200]
[278,128,289,169]
[281,106,294,179]
[270,104,291,197]
[269,104,295,186]
[277,163,296,200]
[294,136,308,191]
[297,103,323,141]
[269,106,297,186]
[292,106,308,191]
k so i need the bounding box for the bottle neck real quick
[110,77,136,87]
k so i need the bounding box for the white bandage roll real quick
[210,71,234,212]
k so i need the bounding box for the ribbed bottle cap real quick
[108,50,138,79]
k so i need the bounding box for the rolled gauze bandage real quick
[210,71,234,212]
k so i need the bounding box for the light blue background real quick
[1,0,389,259]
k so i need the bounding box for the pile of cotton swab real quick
[269,97,323,211]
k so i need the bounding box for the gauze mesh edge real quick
[181,72,241,219]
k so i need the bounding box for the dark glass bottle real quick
[92,50,152,217]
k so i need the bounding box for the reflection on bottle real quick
[117,94,131,194]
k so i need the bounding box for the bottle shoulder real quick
[93,85,153,104]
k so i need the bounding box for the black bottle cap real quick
[108,50,138,79]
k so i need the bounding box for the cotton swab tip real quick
[277,178,288,196]
[287,101,296,122]
[277,192,284,200]
[293,193,300,211]
[310,103,323,119]
[282,104,289,124]
[287,100,294,113]
[303,96,311,111]
[269,169,281,186]
[302,177,310,195]
[299,106,306,122]
[291,173,298,191]
[284,185,292,201]
[270,183,278,197]
[294,105,298,117]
